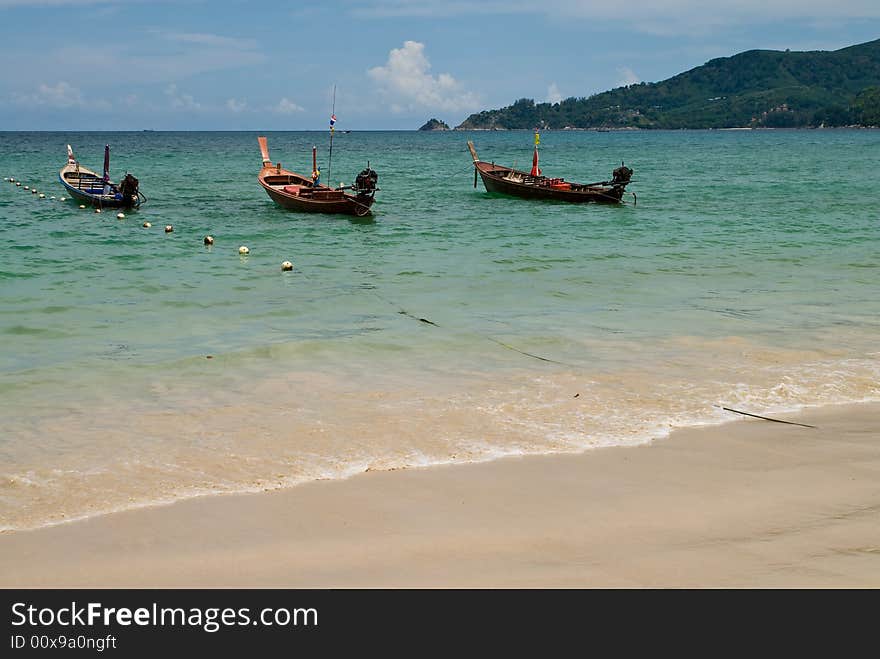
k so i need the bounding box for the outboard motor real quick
[353,167,378,196]
[611,164,633,186]
[119,173,140,207]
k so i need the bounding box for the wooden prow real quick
[258,136,271,166]
[467,141,480,163]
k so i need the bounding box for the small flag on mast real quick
[530,130,541,176]
[330,113,336,133]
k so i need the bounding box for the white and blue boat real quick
[59,144,144,208]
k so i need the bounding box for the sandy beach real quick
[1,402,878,588]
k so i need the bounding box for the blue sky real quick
[1,1,878,130]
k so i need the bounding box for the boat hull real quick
[59,163,141,209]
[476,164,625,204]
[262,183,374,216]
[258,169,374,217]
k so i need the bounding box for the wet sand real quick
[1,403,878,587]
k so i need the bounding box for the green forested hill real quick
[456,39,880,129]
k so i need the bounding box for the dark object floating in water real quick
[59,144,145,209]
[257,136,378,217]
[467,137,632,204]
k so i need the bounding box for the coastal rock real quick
[418,118,450,131]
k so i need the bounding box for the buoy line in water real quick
[6,176,66,202]
[6,173,810,429]
[290,261,579,369]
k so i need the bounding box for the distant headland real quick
[455,38,880,130]
[418,118,450,131]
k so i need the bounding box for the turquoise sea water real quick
[1,129,879,530]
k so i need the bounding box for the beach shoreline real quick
[1,401,878,588]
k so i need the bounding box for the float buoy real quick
[16,182,21,187]
[79,204,86,209]
[116,213,125,220]
[38,193,45,199]
[165,225,173,233]
[95,208,102,214]
[204,235,214,246]
[143,222,151,228]
[281,261,293,271]
[239,246,249,255]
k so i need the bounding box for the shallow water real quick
[1,128,878,530]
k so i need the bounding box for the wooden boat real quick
[467,140,633,204]
[59,145,143,208]
[257,136,378,217]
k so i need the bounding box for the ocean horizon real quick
[2,128,878,531]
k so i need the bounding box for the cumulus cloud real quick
[546,83,563,104]
[14,81,83,107]
[9,81,110,109]
[272,98,305,114]
[616,66,640,87]
[226,98,247,113]
[368,40,479,114]
[164,84,200,110]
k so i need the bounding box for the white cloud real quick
[164,84,200,110]
[546,83,563,104]
[347,1,880,35]
[11,80,113,111]
[0,0,116,6]
[616,66,640,87]
[368,40,479,114]
[226,98,247,113]
[273,98,305,114]
[12,81,87,108]
[155,31,259,51]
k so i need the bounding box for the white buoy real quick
[79,204,86,209]
[204,235,214,246]
[23,185,29,190]
[50,196,56,200]
[16,182,21,187]
[32,189,37,194]
[143,222,152,228]
[95,208,102,214]
[239,246,249,255]
[38,193,45,199]
[117,212,125,220]
[165,225,173,233]
[281,260,293,271]
[59,197,66,201]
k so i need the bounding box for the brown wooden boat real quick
[257,136,378,217]
[467,140,633,204]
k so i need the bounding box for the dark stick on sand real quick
[719,406,817,429]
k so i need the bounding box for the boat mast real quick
[102,145,111,194]
[327,85,336,188]
[530,129,541,177]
